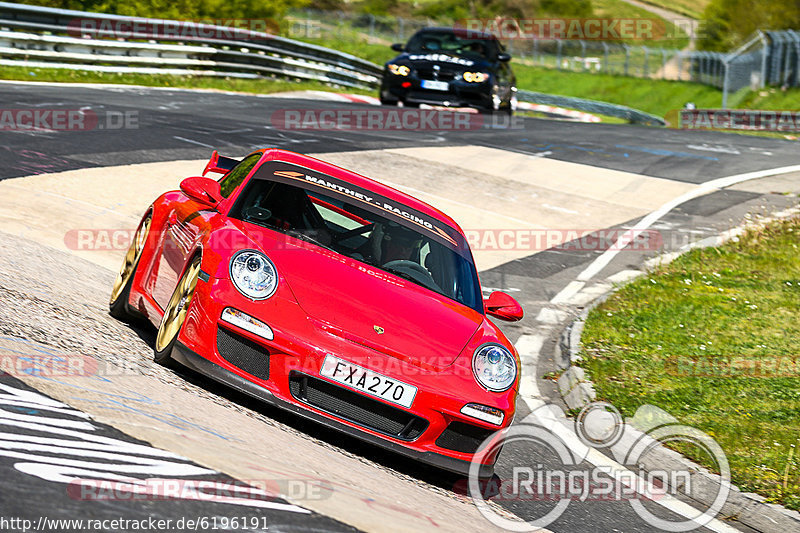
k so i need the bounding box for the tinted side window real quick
[219,154,261,198]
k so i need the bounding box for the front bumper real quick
[381,75,493,109]
[174,276,515,477]
[172,341,496,477]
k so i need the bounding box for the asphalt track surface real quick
[1,81,798,532]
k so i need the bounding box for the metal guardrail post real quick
[759,31,768,88]
[556,39,563,70]
[642,46,649,77]
[579,40,586,70]
[624,44,630,76]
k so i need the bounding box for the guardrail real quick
[0,2,664,125]
[0,1,382,88]
[517,90,666,126]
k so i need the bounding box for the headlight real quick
[463,72,489,83]
[229,250,278,300]
[388,64,410,76]
[472,344,517,392]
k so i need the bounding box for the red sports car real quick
[109,148,523,476]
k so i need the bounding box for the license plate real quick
[320,355,417,409]
[421,80,449,91]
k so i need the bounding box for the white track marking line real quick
[576,164,800,281]
[535,308,568,324]
[514,335,740,533]
[172,136,215,148]
[550,281,585,304]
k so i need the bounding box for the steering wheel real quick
[382,260,440,291]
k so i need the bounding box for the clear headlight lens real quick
[229,250,278,300]
[472,344,517,392]
[388,64,410,76]
[463,72,489,83]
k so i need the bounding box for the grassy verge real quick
[513,64,723,115]
[592,0,690,48]
[579,216,800,510]
[513,65,800,125]
[635,0,709,19]
[0,66,375,96]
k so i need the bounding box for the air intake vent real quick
[435,421,496,454]
[217,327,270,380]
[289,373,427,440]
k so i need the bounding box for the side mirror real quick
[484,291,523,322]
[180,176,223,208]
[203,150,240,176]
[497,53,511,62]
[391,43,404,52]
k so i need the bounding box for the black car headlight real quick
[463,72,489,83]
[472,344,517,392]
[388,64,411,76]
[229,250,278,300]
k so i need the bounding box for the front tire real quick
[153,255,202,367]
[109,214,151,321]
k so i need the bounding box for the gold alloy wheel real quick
[155,257,201,353]
[110,216,151,305]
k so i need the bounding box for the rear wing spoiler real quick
[202,150,240,176]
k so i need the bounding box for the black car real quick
[379,27,517,114]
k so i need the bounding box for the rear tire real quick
[109,214,151,321]
[153,255,202,367]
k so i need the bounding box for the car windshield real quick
[404,30,499,59]
[228,162,484,314]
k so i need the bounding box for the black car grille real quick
[435,421,497,454]
[217,327,270,380]
[289,373,428,441]
[415,67,462,81]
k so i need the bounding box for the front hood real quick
[235,221,483,370]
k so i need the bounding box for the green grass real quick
[512,64,722,116]
[635,0,710,19]
[0,66,374,96]
[592,0,690,48]
[580,217,800,510]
